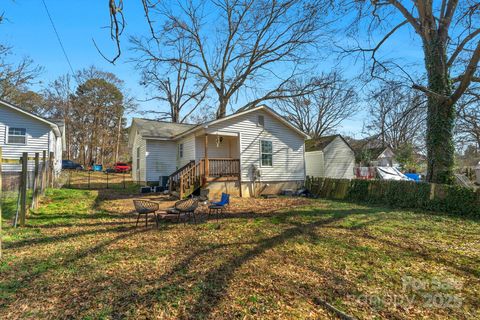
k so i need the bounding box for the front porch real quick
[170,133,242,198]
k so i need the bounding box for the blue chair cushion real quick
[213,193,230,206]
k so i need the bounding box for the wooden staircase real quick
[168,158,240,199]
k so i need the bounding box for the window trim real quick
[136,146,141,170]
[257,115,265,127]
[260,140,273,167]
[179,143,184,158]
[6,126,27,145]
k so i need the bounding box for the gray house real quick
[305,135,355,179]
[0,99,64,173]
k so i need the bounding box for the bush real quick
[306,176,480,218]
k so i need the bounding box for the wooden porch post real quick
[238,133,243,197]
[204,134,209,178]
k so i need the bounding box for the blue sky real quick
[1,0,425,137]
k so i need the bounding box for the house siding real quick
[146,139,177,182]
[204,109,305,182]
[176,135,196,168]
[0,103,61,172]
[323,137,355,179]
[305,150,325,177]
[131,130,146,183]
[195,135,240,160]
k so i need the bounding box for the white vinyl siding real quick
[305,150,325,177]
[0,103,62,172]
[204,110,305,182]
[146,139,177,182]
[305,137,354,179]
[130,130,146,182]
[323,137,355,179]
[195,135,240,160]
[176,135,195,168]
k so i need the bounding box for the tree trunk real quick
[172,106,179,123]
[424,37,455,184]
[217,97,228,119]
[115,115,122,163]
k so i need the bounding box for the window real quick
[179,143,184,158]
[7,127,26,144]
[136,147,140,169]
[260,140,273,166]
[257,115,265,127]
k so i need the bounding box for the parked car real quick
[113,162,131,173]
[62,160,83,170]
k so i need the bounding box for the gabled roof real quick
[0,99,61,137]
[131,118,197,139]
[365,147,392,159]
[174,105,310,140]
[305,134,353,152]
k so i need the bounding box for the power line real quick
[40,0,78,84]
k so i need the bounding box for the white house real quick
[305,135,355,179]
[0,99,64,173]
[128,105,309,198]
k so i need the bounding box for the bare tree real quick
[43,74,75,159]
[365,82,427,150]
[132,36,207,123]
[338,0,480,184]
[130,0,328,119]
[0,45,42,103]
[44,67,135,164]
[276,72,359,138]
[456,85,480,150]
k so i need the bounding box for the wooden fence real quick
[0,148,56,227]
[305,176,480,217]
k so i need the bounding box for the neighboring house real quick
[304,135,355,179]
[369,147,396,167]
[0,99,65,173]
[347,137,397,167]
[128,105,308,198]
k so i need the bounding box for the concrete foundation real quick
[204,180,304,198]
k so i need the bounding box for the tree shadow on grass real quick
[107,208,366,318]
[4,224,137,250]
[359,232,480,278]
[0,226,149,309]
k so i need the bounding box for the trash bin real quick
[475,162,480,185]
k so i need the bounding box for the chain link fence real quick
[61,170,136,190]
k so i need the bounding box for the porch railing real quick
[168,160,195,192]
[170,158,241,198]
[207,158,240,177]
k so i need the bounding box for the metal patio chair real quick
[133,200,159,228]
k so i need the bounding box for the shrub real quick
[305,176,480,218]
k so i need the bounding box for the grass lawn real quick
[0,188,479,319]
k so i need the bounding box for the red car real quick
[113,162,131,173]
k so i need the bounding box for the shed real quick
[305,135,355,179]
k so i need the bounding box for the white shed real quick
[305,135,355,179]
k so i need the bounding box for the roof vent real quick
[257,115,265,127]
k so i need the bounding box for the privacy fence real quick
[0,148,56,229]
[305,176,480,218]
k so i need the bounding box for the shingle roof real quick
[363,147,388,159]
[132,118,197,138]
[305,135,343,152]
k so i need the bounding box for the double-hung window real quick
[7,127,27,144]
[260,140,273,166]
[179,143,184,158]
